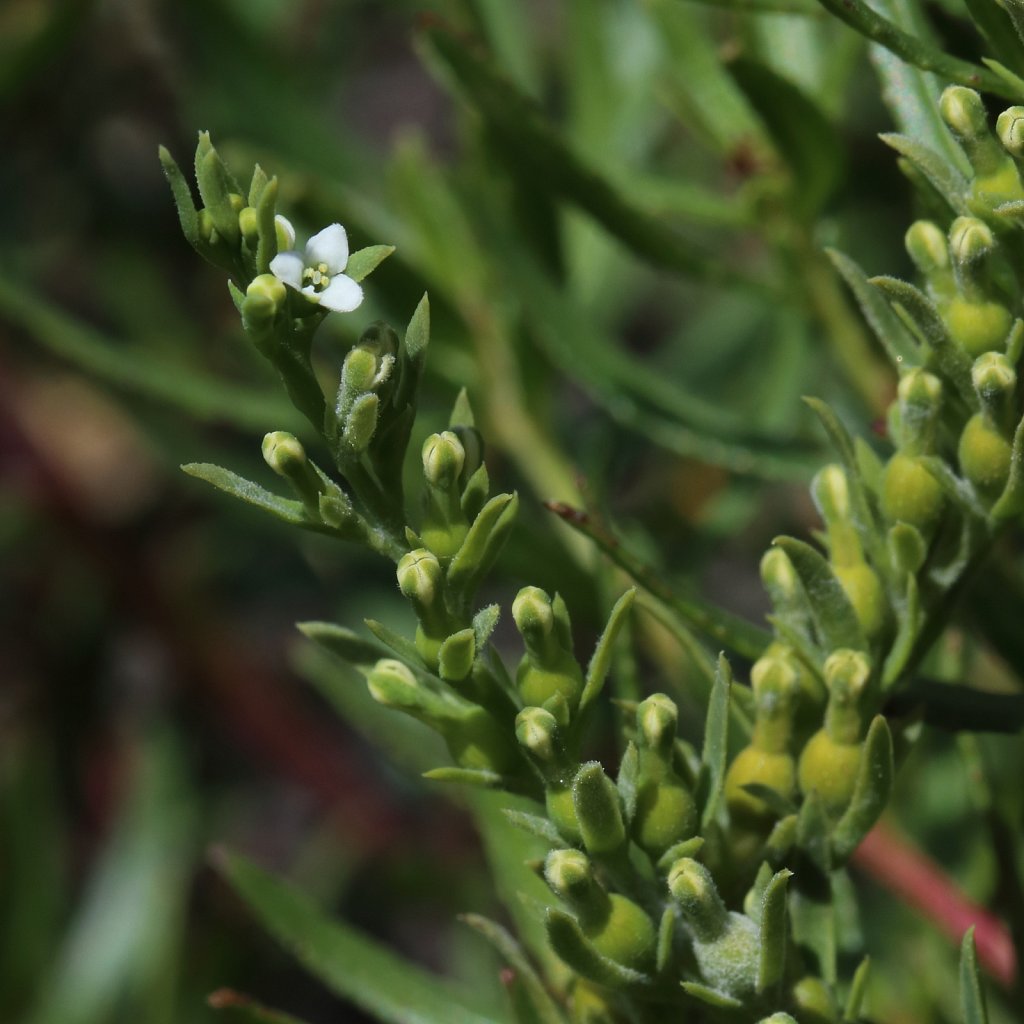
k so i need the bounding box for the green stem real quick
[812,0,1015,100]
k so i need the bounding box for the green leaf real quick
[991,414,1024,521]
[772,537,867,652]
[827,250,919,367]
[867,0,970,173]
[960,927,989,1024]
[446,493,520,616]
[364,619,429,668]
[502,810,564,846]
[831,716,894,864]
[0,274,301,432]
[869,276,976,407]
[809,0,1013,97]
[966,0,1024,79]
[757,870,793,995]
[182,464,310,527]
[698,654,733,828]
[218,852,504,1024]
[420,22,741,283]
[729,57,843,219]
[843,956,871,1022]
[545,911,650,990]
[405,292,431,367]
[423,766,506,789]
[680,982,742,1009]
[578,589,636,717]
[346,244,395,283]
[878,134,970,215]
[548,505,772,661]
[982,58,1024,103]
[881,573,921,688]
[296,622,390,670]
[158,146,200,247]
[460,916,566,1024]
[207,990,312,1024]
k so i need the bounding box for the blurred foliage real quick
[2,0,1024,1022]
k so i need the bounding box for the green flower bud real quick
[791,976,839,1024]
[423,431,466,489]
[941,88,1022,199]
[396,549,457,668]
[959,414,1012,499]
[972,351,1017,432]
[668,858,759,1000]
[880,452,945,534]
[515,705,561,765]
[573,761,627,857]
[637,693,677,756]
[239,205,260,245]
[725,655,798,826]
[905,221,953,300]
[242,273,287,332]
[545,850,656,972]
[261,430,325,511]
[513,587,584,710]
[997,105,1024,159]
[632,694,697,857]
[946,298,1014,358]
[798,649,872,819]
[420,432,470,559]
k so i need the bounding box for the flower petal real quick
[305,223,349,274]
[274,214,296,251]
[269,251,304,289]
[317,274,363,312]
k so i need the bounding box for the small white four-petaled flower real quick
[269,217,363,312]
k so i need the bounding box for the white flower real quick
[269,220,363,313]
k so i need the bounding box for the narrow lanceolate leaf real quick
[728,57,843,219]
[990,415,1024,521]
[809,0,1013,98]
[446,493,520,615]
[827,250,919,367]
[207,989,313,1024]
[831,716,894,864]
[578,589,637,716]
[680,982,742,1009]
[344,244,395,283]
[757,870,793,995]
[460,916,566,1024]
[803,398,884,558]
[296,622,390,670]
[878,134,970,215]
[844,956,871,1022]
[158,146,200,247]
[868,0,970,172]
[881,574,921,689]
[960,928,989,1024]
[182,464,309,527]
[419,23,738,283]
[502,810,564,846]
[772,537,867,652]
[698,654,733,828]
[218,852,504,1024]
[545,911,650,990]
[422,766,506,789]
[869,276,977,408]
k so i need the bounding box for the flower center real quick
[302,262,332,292]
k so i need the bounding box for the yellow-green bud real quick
[791,976,839,1024]
[423,431,466,490]
[515,706,560,764]
[514,587,584,709]
[973,351,1017,432]
[228,192,246,214]
[513,586,555,643]
[545,850,656,972]
[905,220,950,280]
[262,430,307,478]
[239,205,259,244]
[637,693,678,755]
[667,858,728,941]
[261,430,324,510]
[243,273,287,328]
[834,563,888,642]
[397,548,442,608]
[941,89,1022,198]
[946,298,1013,358]
[881,452,944,533]
[940,87,989,145]
[959,414,1013,499]
[997,105,1024,159]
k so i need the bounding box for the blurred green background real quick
[3,0,1019,1021]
